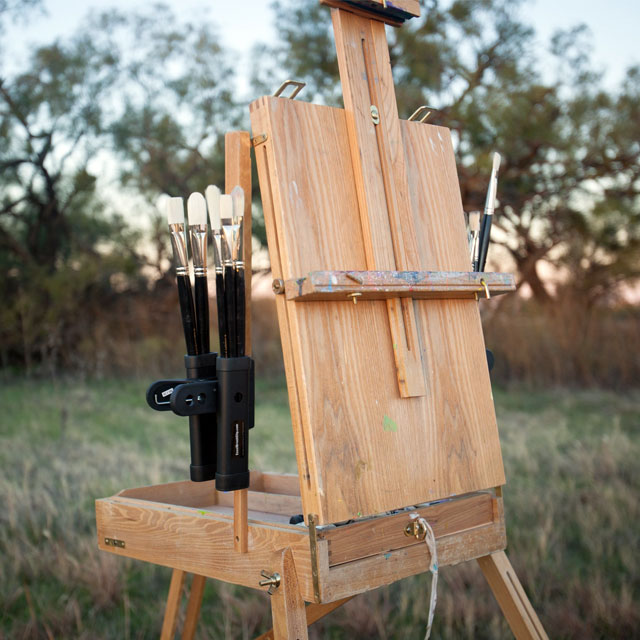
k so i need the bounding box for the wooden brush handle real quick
[177,274,198,355]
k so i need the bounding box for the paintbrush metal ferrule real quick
[189,224,208,277]
[169,222,189,273]
[211,229,223,274]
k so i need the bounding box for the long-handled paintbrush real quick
[205,185,227,357]
[468,210,480,271]
[476,152,501,272]
[167,197,198,355]
[220,194,237,358]
[231,186,245,358]
[187,192,210,354]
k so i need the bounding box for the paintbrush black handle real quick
[236,267,245,357]
[177,274,198,355]
[477,214,493,272]
[224,266,237,358]
[194,275,210,354]
[215,271,228,357]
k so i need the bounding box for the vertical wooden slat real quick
[225,130,252,554]
[331,8,426,397]
[270,549,309,640]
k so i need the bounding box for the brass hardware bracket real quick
[259,570,282,595]
[408,105,439,123]
[251,133,268,147]
[404,519,428,541]
[370,104,380,125]
[274,80,306,99]
[308,514,321,602]
[104,537,126,548]
[272,278,285,294]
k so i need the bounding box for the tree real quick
[0,4,237,372]
[253,0,640,304]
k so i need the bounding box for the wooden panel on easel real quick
[250,96,505,525]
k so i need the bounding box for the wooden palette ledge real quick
[284,270,515,302]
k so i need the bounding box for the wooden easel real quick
[96,1,548,637]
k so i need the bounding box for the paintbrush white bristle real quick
[492,152,501,174]
[205,185,221,230]
[231,185,244,221]
[220,194,233,221]
[469,211,480,231]
[167,197,184,225]
[187,192,207,226]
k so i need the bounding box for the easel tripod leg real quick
[160,568,186,640]
[181,574,207,640]
[269,549,308,640]
[477,551,549,640]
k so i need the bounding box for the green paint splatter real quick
[393,343,398,350]
[357,511,362,517]
[198,510,207,516]
[383,414,398,432]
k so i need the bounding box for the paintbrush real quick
[476,152,501,272]
[167,197,198,355]
[220,194,237,358]
[187,192,210,354]
[231,185,245,357]
[468,211,480,271]
[206,185,228,358]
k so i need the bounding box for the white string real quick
[414,515,438,640]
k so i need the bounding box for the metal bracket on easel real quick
[408,105,439,123]
[274,80,306,99]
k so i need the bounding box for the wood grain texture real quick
[270,548,309,640]
[250,95,506,525]
[181,574,206,640]
[225,130,253,552]
[332,8,425,397]
[256,597,353,640]
[285,270,515,301]
[322,519,506,602]
[95,497,317,602]
[160,568,185,640]
[322,493,496,566]
[477,551,549,640]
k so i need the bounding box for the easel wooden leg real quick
[269,549,308,640]
[160,568,186,640]
[256,597,353,640]
[181,574,207,640]
[477,551,548,640]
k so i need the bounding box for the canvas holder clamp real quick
[146,352,255,491]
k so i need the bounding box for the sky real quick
[7,0,640,97]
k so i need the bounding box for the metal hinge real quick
[104,537,126,548]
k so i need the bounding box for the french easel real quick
[95,1,549,638]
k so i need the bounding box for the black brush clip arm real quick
[145,352,254,492]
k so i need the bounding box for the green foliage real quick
[255,0,640,304]
[0,5,239,373]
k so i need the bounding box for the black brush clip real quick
[146,352,254,491]
[215,356,254,492]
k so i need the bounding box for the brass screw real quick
[348,292,362,305]
[272,278,285,295]
[259,570,281,595]
[404,519,428,540]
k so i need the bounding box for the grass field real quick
[1,376,639,639]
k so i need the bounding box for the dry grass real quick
[0,377,638,638]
